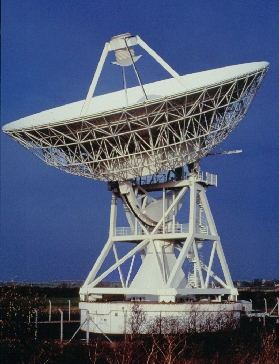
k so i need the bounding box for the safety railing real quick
[133,171,217,187]
[115,223,190,236]
[115,222,211,236]
[195,172,217,186]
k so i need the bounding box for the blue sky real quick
[1,0,278,282]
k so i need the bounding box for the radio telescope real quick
[3,33,269,334]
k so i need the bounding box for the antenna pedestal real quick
[80,172,238,305]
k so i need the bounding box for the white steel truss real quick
[80,171,238,303]
[4,39,268,182]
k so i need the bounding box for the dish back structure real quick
[3,34,268,182]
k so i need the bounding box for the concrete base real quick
[79,300,244,334]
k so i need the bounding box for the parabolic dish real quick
[3,61,269,181]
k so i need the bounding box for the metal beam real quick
[136,36,188,89]
[80,42,109,116]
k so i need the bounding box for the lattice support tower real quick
[80,168,238,303]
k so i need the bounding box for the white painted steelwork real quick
[2,34,268,182]
[80,172,238,303]
[2,33,269,334]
